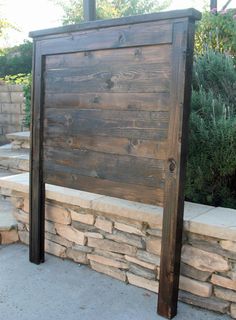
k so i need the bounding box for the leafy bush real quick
[1,73,30,85]
[0,41,33,77]
[1,73,31,128]
[186,51,236,208]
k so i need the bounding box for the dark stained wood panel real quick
[29,9,201,318]
[42,44,172,205]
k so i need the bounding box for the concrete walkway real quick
[0,169,18,234]
[0,244,230,320]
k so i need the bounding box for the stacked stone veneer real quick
[1,173,236,318]
[0,84,26,144]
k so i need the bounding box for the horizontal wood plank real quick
[44,92,170,111]
[44,63,170,94]
[44,119,168,141]
[45,45,171,70]
[44,108,169,122]
[44,166,164,206]
[40,21,172,55]
[44,147,165,188]
[43,135,167,160]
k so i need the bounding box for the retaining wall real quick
[0,84,27,144]
[0,173,236,318]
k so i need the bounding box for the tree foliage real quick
[195,9,236,56]
[0,1,17,40]
[0,41,33,77]
[0,19,11,37]
[53,0,172,25]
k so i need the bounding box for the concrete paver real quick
[0,244,230,320]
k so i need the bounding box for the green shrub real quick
[186,51,236,208]
[192,50,236,107]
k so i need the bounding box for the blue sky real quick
[1,0,235,47]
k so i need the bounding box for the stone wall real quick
[0,84,27,144]
[0,173,236,318]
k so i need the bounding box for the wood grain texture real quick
[44,63,170,94]
[44,113,169,141]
